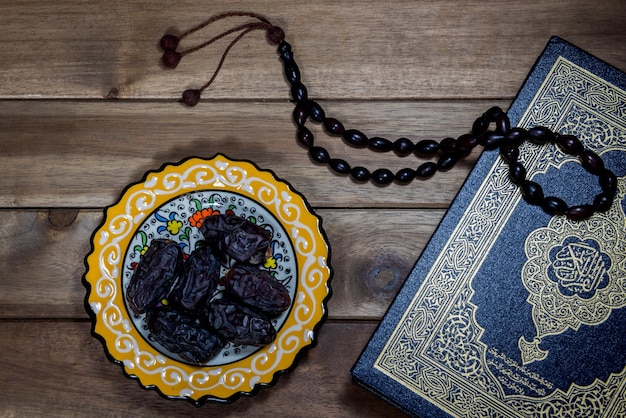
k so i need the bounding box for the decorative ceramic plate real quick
[83,154,332,404]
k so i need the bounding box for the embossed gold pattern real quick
[520,181,626,365]
[373,56,626,417]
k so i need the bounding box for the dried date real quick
[126,239,183,315]
[223,264,291,316]
[200,214,271,265]
[204,298,277,346]
[127,213,292,360]
[146,306,224,364]
[168,245,220,313]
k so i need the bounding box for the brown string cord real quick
[180,22,270,57]
[178,11,270,39]
[160,12,279,105]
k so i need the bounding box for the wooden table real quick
[1,1,624,416]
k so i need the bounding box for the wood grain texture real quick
[0,1,623,100]
[0,320,408,417]
[0,100,497,208]
[0,209,442,319]
[1,0,624,415]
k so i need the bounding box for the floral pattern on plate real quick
[84,154,332,404]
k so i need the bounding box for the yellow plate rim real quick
[83,154,332,404]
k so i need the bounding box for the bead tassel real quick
[159,12,618,221]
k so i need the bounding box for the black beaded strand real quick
[273,37,617,221]
[158,15,617,222]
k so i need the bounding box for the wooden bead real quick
[293,102,308,126]
[368,137,393,152]
[541,196,567,215]
[371,168,395,185]
[457,134,477,153]
[291,82,308,102]
[478,131,504,150]
[160,34,179,51]
[297,126,314,148]
[437,154,457,171]
[395,168,416,183]
[509,162,526,185]
[579,150,604,174]
[505,127,528,143]
[499,143,519,164]
[343,129,368,147]
[329,158,351,174]
[556,134,583,155]
[415,139,440,154]
[162,50,182,68]
[393,137,414,155]
[280,50,294,63]
[278,41,291,54]
[309,146,330,163]
[306,101,325,122]
[267,26,285,44]
[439,137,456,154]
[566,204,594,221]
[593,192,613,212]
[599,170,618,195]
[527,126,555,144]
[485,106,504,121]
[284,63,301,84]
[323,118,345,135]
[522,181,544,205]
[181,89,201,106]
[495,114,510,133]
[415,162,437,178]
[472,116,489,136]
[350,166,370,182]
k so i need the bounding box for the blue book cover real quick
[351,37,626,417]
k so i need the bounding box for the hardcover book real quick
[351,37,626,417]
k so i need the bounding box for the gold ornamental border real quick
[84,154,332,404]
[374,56,626,417]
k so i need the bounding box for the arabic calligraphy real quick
[550,240,609,297]
[520,180,626,365]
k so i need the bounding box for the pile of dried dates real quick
[125,214,292,364]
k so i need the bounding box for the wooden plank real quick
[324,209,441,320]
[0,208,443,320]
[0,320,408,417]
[1,2,622,417]
[0,210,92,319]
[0,1,623,100]
[0,99,502,208]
